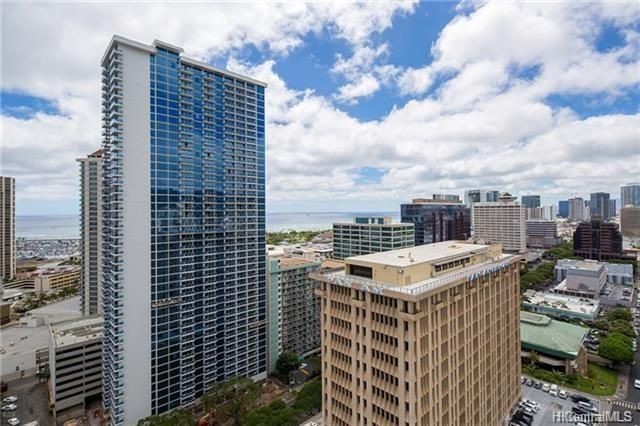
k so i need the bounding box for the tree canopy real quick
[598,332,634,365]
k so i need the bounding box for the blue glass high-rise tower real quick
[100,36,266,425]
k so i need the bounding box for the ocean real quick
[17,212,401,239]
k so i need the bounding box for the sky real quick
[1,1,639,216]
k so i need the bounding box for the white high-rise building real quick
[568,197,586,221]
[77,150,103,316]
[473,193,526,252]
[464,189,500,226]
[100,36,267,425]
[0,176,15,282]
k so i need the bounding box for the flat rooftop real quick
[51,317,103,349]
[520,311,589,359]
[556,259,604,272]
[346,241,489,268]
[279,257,320,269]
[0,324,49,360]
[524,290,599,315]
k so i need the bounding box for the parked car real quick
[525,379,533,387]
[634,379,640,389]
[533,381,542,389]
[7,418,20,426]
[1,404,17,411]
[559,390,568,399]
[550,388,559,397]
[571,394,591,404]
[521,376,526,384]
[1,397,17,404]
[577,401,598,413]
[0,382,7,393]
[542,383,550,392]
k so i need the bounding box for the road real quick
[607,279,640,425]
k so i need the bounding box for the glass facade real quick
[102,39,266,423]
[401,203,470,246]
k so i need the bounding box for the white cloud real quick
[2,1,639,213]
[335,74,381,104]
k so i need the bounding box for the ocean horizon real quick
[17,211,401,239]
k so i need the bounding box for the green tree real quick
[244,400,300,426]
[606,308,633,322]
[528,351,540,368]
[598,332,634,365]
[610,319,635,337]
[276,352,301,381]
[202,376,260,425]
[292,379,321,415]
[592,319,610,331]
[137,409,195,426]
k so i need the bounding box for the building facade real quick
[100,36,266,424]
[526,205,556,221]
[521,195,540,209]
[573,218,624,261]
[267,257,321,372]
[621,183,640,207]
[620,207,640,238]
[401,200,470,247]
[473,193,526,253]
[464,189,500,226]
[333,217,414,260]
[1,176,15,282]
[431,194,460,202]
[78,150,103,315]
[609,199,616,217]
[558,200,569,218]
[526,220,559,249]
[590,192,611,220]
[34,269,80,292]
[568,197,586,221]
[49,317,103,416]
[313,242,521,426]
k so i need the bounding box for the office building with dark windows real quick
[521,195,540,209]
[573,218,623,261]
[100,36,266,424]
[78,150,103,316]
[313,242,522,426]
[333,217,414,260]
[621,183,640,207]
[590,192,611,220]
[558,200,569,218]
[401,200,470,246]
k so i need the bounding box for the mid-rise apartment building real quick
[620,206,640,238]
[34,268,80,292]
[621,183,640,207]
[473,193,526,253]
[401,200,470,247]
[333,217,414,260]
[464,189,499,226]
[526,220,559,249]
[313,242,522,426]
[49,317,103,416]
[100,35,266,424]
[267,257,322,372]
[526,205,556,221]
[1,176,15,282]
[78,150,103,315]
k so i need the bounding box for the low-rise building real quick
[555,259,634,288]
[520,311,588,375]
[49,317,102,417]
[554,259,607,298]
[34,268,80,293]
[333,216,414,260]
[522,290,600,321]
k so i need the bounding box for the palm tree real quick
[528,351,540,368]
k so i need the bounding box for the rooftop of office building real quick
[278,257,320,269]
[346,241,490,268]
[520,311,588,359]
[556,259,605,272]
[523,290,599,316]
[50,316,103,349]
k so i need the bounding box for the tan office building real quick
[34,269,81,292]
[313,242,522,426]
[1,176,15,282]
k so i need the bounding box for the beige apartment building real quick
[473,193,526,253]
[313,241,522,426]
[1,176,16,282]
[34,269,81,292]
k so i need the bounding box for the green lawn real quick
[525,362,618,396]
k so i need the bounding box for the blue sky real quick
[2,1,639,216]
